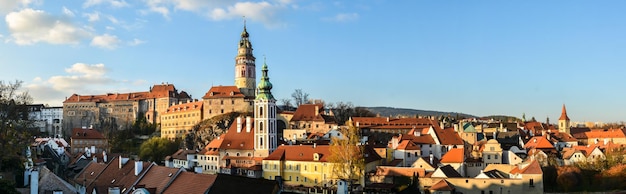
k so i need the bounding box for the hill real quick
[364,107,476,119]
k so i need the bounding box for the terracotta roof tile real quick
[136,165,180,194]
[374,166,425,177]
[162,172,216,194]
[200,134,225,155]
[202,86,245,99]
[430,180,455,191]
[524,136,554,150]
[440,148,464,163]
[220,117,255,150]
[290,104,335,123]
[64,84,181,103]
[264,145,331,162]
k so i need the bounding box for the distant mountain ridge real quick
[364,106,477,119]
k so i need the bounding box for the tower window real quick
[260,107,263,116]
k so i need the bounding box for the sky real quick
[1,0,625,123]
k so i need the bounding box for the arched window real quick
[260,122,264,132]
[260,107,263,116]
[260,137,264,146]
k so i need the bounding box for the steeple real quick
[559,104,570,121]
[558,104,571,134]
[235,20,256,98]
[256,57,274,100]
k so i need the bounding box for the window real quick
[495,155,498,159]
[530,179,534,187]
[487,155,491,160]
[260,107,263,116]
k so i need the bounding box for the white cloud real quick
[107,15,120,24]
[128,38,145,46]
[0,0,33,14]
[62,7,75,17]
[5,8,92,45]
[90,34,121,49]
[49,63,116,91]
[83,0,129,8]
[142,0,292,26]
[25,63,145,106]
[84,11,101,22]
[323,12,359,22]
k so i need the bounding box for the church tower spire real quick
[254,58,277,157]
[235,19,256,98]
[558,104,570,134]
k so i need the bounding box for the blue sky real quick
[1,0,625,123]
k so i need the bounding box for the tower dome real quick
[256,60,274,100]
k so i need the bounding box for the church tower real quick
[558,104,571,134]
[254,59,277,157]
[235,22,256,98]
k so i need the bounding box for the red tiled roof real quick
[64,84,181,103]
[559,104,570,121]
[572,146,599,157]
[511,160,542,174]
[91,157,150,194]
[396,140,420,150]
[72,128,106,139]
[433,123,463,145]
[200,134,225,155]
[202,86,245,99]
[162,171,216,194]
[136,165,180,194]
[430,180,455,191]
[440,148,464,163]
[73,162,107,189]
[290,104,336,123]
[573,128,626,139]
[220,117,255,150]
[264,145,331,162]
[524,136,554,150]
[170,149,197,160]
[164,101,203,114]
[352,117,434,128]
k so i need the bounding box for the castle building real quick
[62,84,190,131]
[558,104,570,134]
[160,100,204,140]
[201,24,256,119]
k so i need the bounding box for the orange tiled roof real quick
[572,146,599,157]
[72,128,106,139]
[202,86,245,99]
[162,171,216,194]
[63,84,181,103]
[136,165,180,194]
[201,134,225,155]
[352,117,434,129]
[559,104,570,121]
[430,180,455,191]
[433,123,463,145]
[290,104,336,123]
[264,145,331,162]
[164,101,203,114]
[510,160,542,174]
[574,128,626,139]
[396,140,420,150]
[220,117,255,150]
[524,136,554,150]
[440,148,464,163]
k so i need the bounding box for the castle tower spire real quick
[235,20,256,98]
[558,104,570,134]
[254,59,276,157]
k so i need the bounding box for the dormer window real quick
[230,91,234,96]
[313,153,320,161]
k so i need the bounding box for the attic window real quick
[168,173,173,177]
[230,91,234,96]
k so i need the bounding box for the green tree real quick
[0,179,19,194]
[0,80,34,172]
[138,137,179,165]
[329,121,364,190]
[110,113,158,155]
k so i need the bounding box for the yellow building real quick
[263,145,339,188]
[160,101,204,140]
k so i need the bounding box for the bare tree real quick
[291,89,309,107]
[331,101,354,125]
[279,98,294,110]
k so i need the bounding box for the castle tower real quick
[254,59,277,157]
[558,104,570,134]
[235,22,256,98]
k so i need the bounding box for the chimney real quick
[429,154,434,165]
[237,117,242,133]
[387,117,390,122]
[315,106,319,116]
[85,147,91,157]
[119,156,129,169]
[454,124,459,132]
[91,146,96,155]
[246,116,252,133]
[313,143,317,148]
[103,151,107,163]
[30,168,38,194]
[134,161,143,176]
